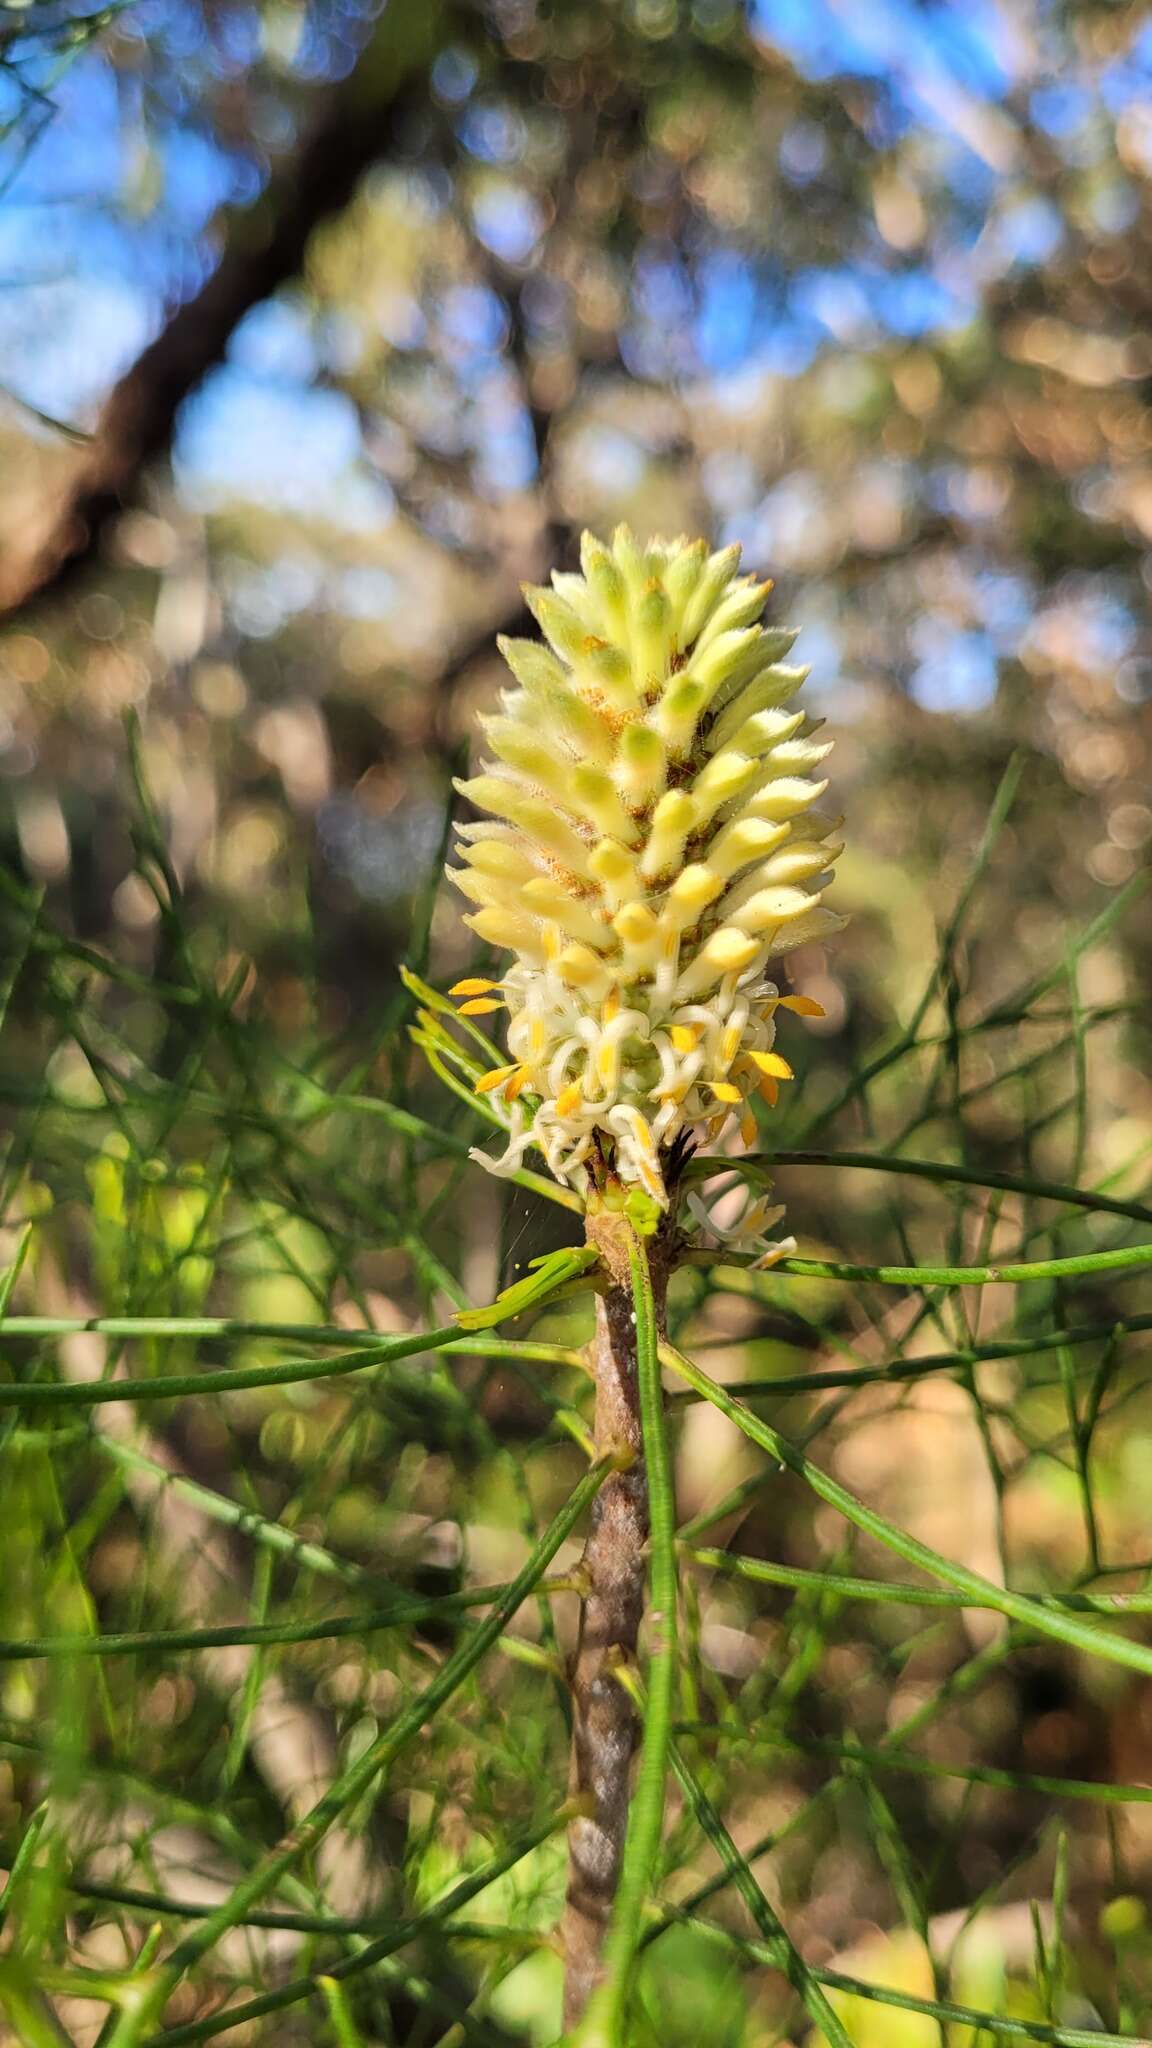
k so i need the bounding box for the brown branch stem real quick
[562,1207,673,2027]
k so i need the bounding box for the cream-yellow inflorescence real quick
[448,527,844,1211]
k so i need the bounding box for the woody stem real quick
[561,1208,673,2026]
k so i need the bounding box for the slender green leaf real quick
[663,1344,1152,1680]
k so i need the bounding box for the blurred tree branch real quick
[0,0,453,623]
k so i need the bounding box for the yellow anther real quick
[777,994,826,1017]
[450,978,499,998]
[476,1063,521,1094]
[670,1023,701,1054]
[758,1077,780,1109]
[747,1049,794,1080]
[503,1069,529,1101]
[709,1080,743,1104]
[457,998,502,1015]
[555,1082,583,1117]
[740,1109,758,1148]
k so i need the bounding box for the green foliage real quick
[0,751,1148,2048]
[453,1249,601,1334]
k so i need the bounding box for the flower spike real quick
[448,527,845,1217]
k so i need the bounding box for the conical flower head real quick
[449,527,844,1205]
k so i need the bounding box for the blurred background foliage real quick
[0,0,1151,2041]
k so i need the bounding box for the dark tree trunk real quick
[0,3,448,622]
